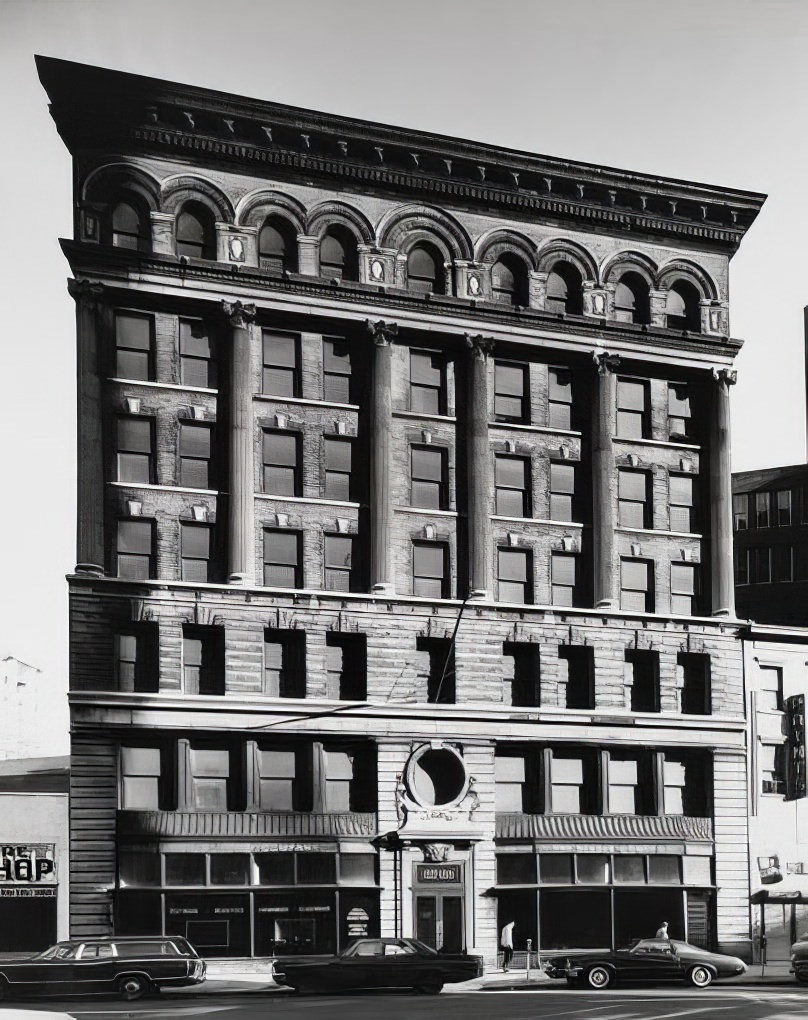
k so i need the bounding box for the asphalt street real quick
[4,986,808,1020]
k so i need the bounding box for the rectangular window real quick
[662,758,687,815]
[498,548,532,603]
[549,462,576,521]
[326,633,367,701]
[620,558,654,612]
[752,546,772,583]
[551,552,579,607]
[116,624,159,693]
[494,362,529,423]
[613,855,646,883]
[263,530,302,588]
[660,754,709,816]
[120,746,162,810]
[758,665,784,713]
[618,469,650,528]
[667,383,692,440]
[608,758,639,814]
[549,756,584,813]
[411,445,448,509]
[264,630,306,698]
[617,379,649,439]
[577,855,610,884]
[671,562,698,615]
[417,635,455,704]
[179,423,213,489]
[324,534,358,592]
[210,854,250,886]
[773,545,794,582]
[539,853,573,883]
[733,493,748,531]
[165,853,206,885]
[116,519,154,579]
[495,756,527,813]
[257,748,298,810]
[262,431,300,496]
[503,642,540,707]
[189,747,230,810]
[180,523,212,582]
[760,743,787,795]
[323,748,355,812]
[262,330,300,397]
[496,853,537,885]
[647,856,681,884]
[117,417,153,483]
[755,492,771,528]
[409,351,445,415]
[412,541,449,598]
[626,649,660,713]
[323,337,352,403]
[735,547,749,585]
[679,652,711,715]
[495,456,531,517]
[775,489,792,526]
[180,319,216,389]
[183,626,225,696]
[324,437,354,501]
[548,367,573,430]
[560,646,595,710]
[115,312,153,380]
[669,474,696,533]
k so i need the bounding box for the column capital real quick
[67,278,104,305]
[465,333,495,359]
[366,319,399,346]
[593,350,621,375]
[222,300,257,328]
[712,367,737,387]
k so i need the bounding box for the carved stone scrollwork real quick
[67,278,104,305]
[366,319,399,346]
[422,843,451,863]
[465,333,495,359]
[222,299,256,328]
[593,350,621,376]
[712,367,737,386]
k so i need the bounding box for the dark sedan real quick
[545,938,746,989]
[272,937,483,994]
[0,936,206,1001]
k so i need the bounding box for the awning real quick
[751,873,808,904]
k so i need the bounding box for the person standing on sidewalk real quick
[655,921,669,939]
[501,921,515,971]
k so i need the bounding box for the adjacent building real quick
[0,655,69,760]
[38,55,764,962]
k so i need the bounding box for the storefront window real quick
[254,891,337,956]
[496,854,537,885]
[119,850,160,887]
[340,891,380,947]
[339,854,377,886]
[166,893,250,958]
[255,852,295,885]
[613,855,645,883]
[539,854,573,884]
[165,853,206,886]
[648,856,681,884]
[210,853,250,886]
[576,854,610,884]
[116,891,162,936]
[297,852,337,885]
[540,889,611,949]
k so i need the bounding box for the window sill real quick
[254,394,359,411]
[109,481,219,496]
[613,436,701,452]
[492,515,584,529]
[393,409,457,424]
[256,493,361,509]
[396,505,457,517]
[108,377,218,395]
[617,526,702,539]
[490,422,581,438]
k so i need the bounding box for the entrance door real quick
[415,894,464,952]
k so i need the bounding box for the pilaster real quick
[466,334,494,599]
[592,351,620,609]
[710,368,737,617]
[367,319,398,594]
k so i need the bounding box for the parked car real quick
[272,937,483,993]
[791,937,808,982]
[0,935,206,1001]
[545,938,746,989]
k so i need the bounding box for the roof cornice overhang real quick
[37,55,766,256]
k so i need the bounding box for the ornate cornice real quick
[366,319,399,346]
[67,277,104,305]
[466,333,496,359]
[594,351,622,375]
[222,298,256,328]
[495,812,713,842]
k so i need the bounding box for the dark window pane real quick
[539,854,573,884]
[165,854,206,886]
[496,854,537,885]
[255,852,295,885]
[210,854,250,886]
[297,853,337,885]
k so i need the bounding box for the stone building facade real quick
[38,55,764,962]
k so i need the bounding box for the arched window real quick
[111,200,148,251]
[614,272,651,325]
[491,254,529,306]
[320,227,358,282]
[259,217,298,273]
[176,203,216,260]
[666,281,702,332]
[545,262,583,315]
[407,243,445,295]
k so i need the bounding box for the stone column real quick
[466,335,494,599]
[710,368,737,617]
[223,300,257,585]
[592,352,620,609]
[367,320,398,594]
[297,234,320,275]
[69,279,106,576]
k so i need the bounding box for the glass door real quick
[415,893,464,952]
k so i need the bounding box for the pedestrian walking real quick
[655,920,669,939]
[501,920,515,971]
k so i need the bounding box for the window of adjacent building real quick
[326,633,367,701]
[494,361,529,424]
[758,665,784,713]
[417,635,455,704]
[111,200,148,251]
[775,489,792,526]
[491,254,529,306]
[180,319,217,389]
[755,492,771,528]
[324,534,358,592]
[116,624,159,694]
[407,243,445,295]
[671,563,698,615]
[548,367,573,430]
[176,203,216,260]
[262,430,300,496]
[662,754,709,816]
[549,755,586,812]
[773,545,794,582]
[256,748,299,809]
[669,474,696,533]
[503,641,540,707]
[115,312,153,380]
[560,646,595,710]
[678,652,711,715]
[409,350,446,415]
[668,383,692,440]
[412,541,449,598]
[340,854,377,885]
[620,558,654,613]
[180,522,212,582]
[116,519,154,579]
[322,747,356,811]
[324,437,354,501]
[618,469,651,528]
[735,547,749,585]
[614,272,651,325]
[320,227,358,281]
[179,423,214,489]
[498,548,532,603]
[165,853,206,885]
[551,552,580,607]
[495,455,531,517]
[733,493,748,531]
[665,281,701,332]
[120,746,163,810]
[752,546,772,583]
[549,462,576,521]
[411,445,448,509]
[545,262,583,316]
[183,626,224,696]
[264,629,306,698]
[607,757,640,814]
[626,649,660,713]
[259,216,298,273]
[117,416,153,484]
[617,379,650,439]
[262,330,300,397]
[210,853,250,886]
[188,747,231,810]
[495,755,529,812]
[263,530,303,588]
[496,853,537,885]
[322,337,353,403]
[761,743,787,796]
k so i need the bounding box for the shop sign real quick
[416,863,462,884]
[0,886,56,898]
[0,845,56,884]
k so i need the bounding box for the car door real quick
[19,945,79,995]
[336,940,388,989]
[76,943,117,992]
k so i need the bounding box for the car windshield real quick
[33,944,79,960]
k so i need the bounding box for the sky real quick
[1,0,807,682]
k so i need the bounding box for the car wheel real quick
[415,976,444,994]
[585,966,613,990]
[118,974,150,1001]
[687,965,713,988]
[0,978,9,1001]
[797,973,808,984]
